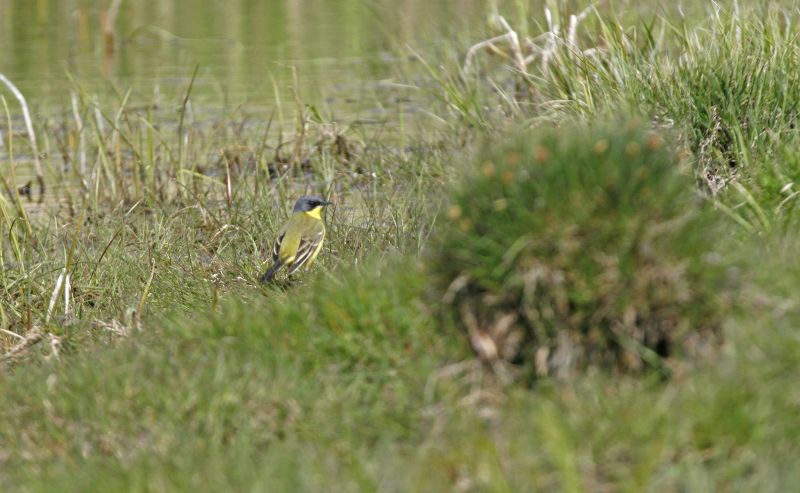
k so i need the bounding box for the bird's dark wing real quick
[286,229,324,275]
[271,229,286,262]
[261,222,289,284]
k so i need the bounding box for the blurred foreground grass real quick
[1,1,800,491]
[1,240,798,491]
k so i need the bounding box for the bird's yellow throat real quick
[304,206,324,219]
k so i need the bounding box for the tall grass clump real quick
[431,118,732,378]
[640,6,800,228]
[420,2,660,127]
[440,3,800,230]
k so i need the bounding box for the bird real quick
[260,195,331,284]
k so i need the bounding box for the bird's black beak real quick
[323,199,333,206]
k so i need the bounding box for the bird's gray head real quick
[293,195,331,213]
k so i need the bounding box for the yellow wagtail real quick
[260,195,331,283]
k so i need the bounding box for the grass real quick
[426,1,800,231]
[430,118,732,378]
[0,81,446,356]
[0,258,463,492]
[1,0,800,491]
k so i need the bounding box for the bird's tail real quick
[260,262,283,284]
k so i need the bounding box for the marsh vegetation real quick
[1,0,799,491]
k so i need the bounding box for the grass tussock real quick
[431,119,732,377]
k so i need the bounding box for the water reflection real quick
[0,0,482,210]
[0,0,480,109]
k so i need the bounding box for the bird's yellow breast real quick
[304,206,324,219]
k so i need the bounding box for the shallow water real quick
[0,0,485,210]
[1,0,481,113]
